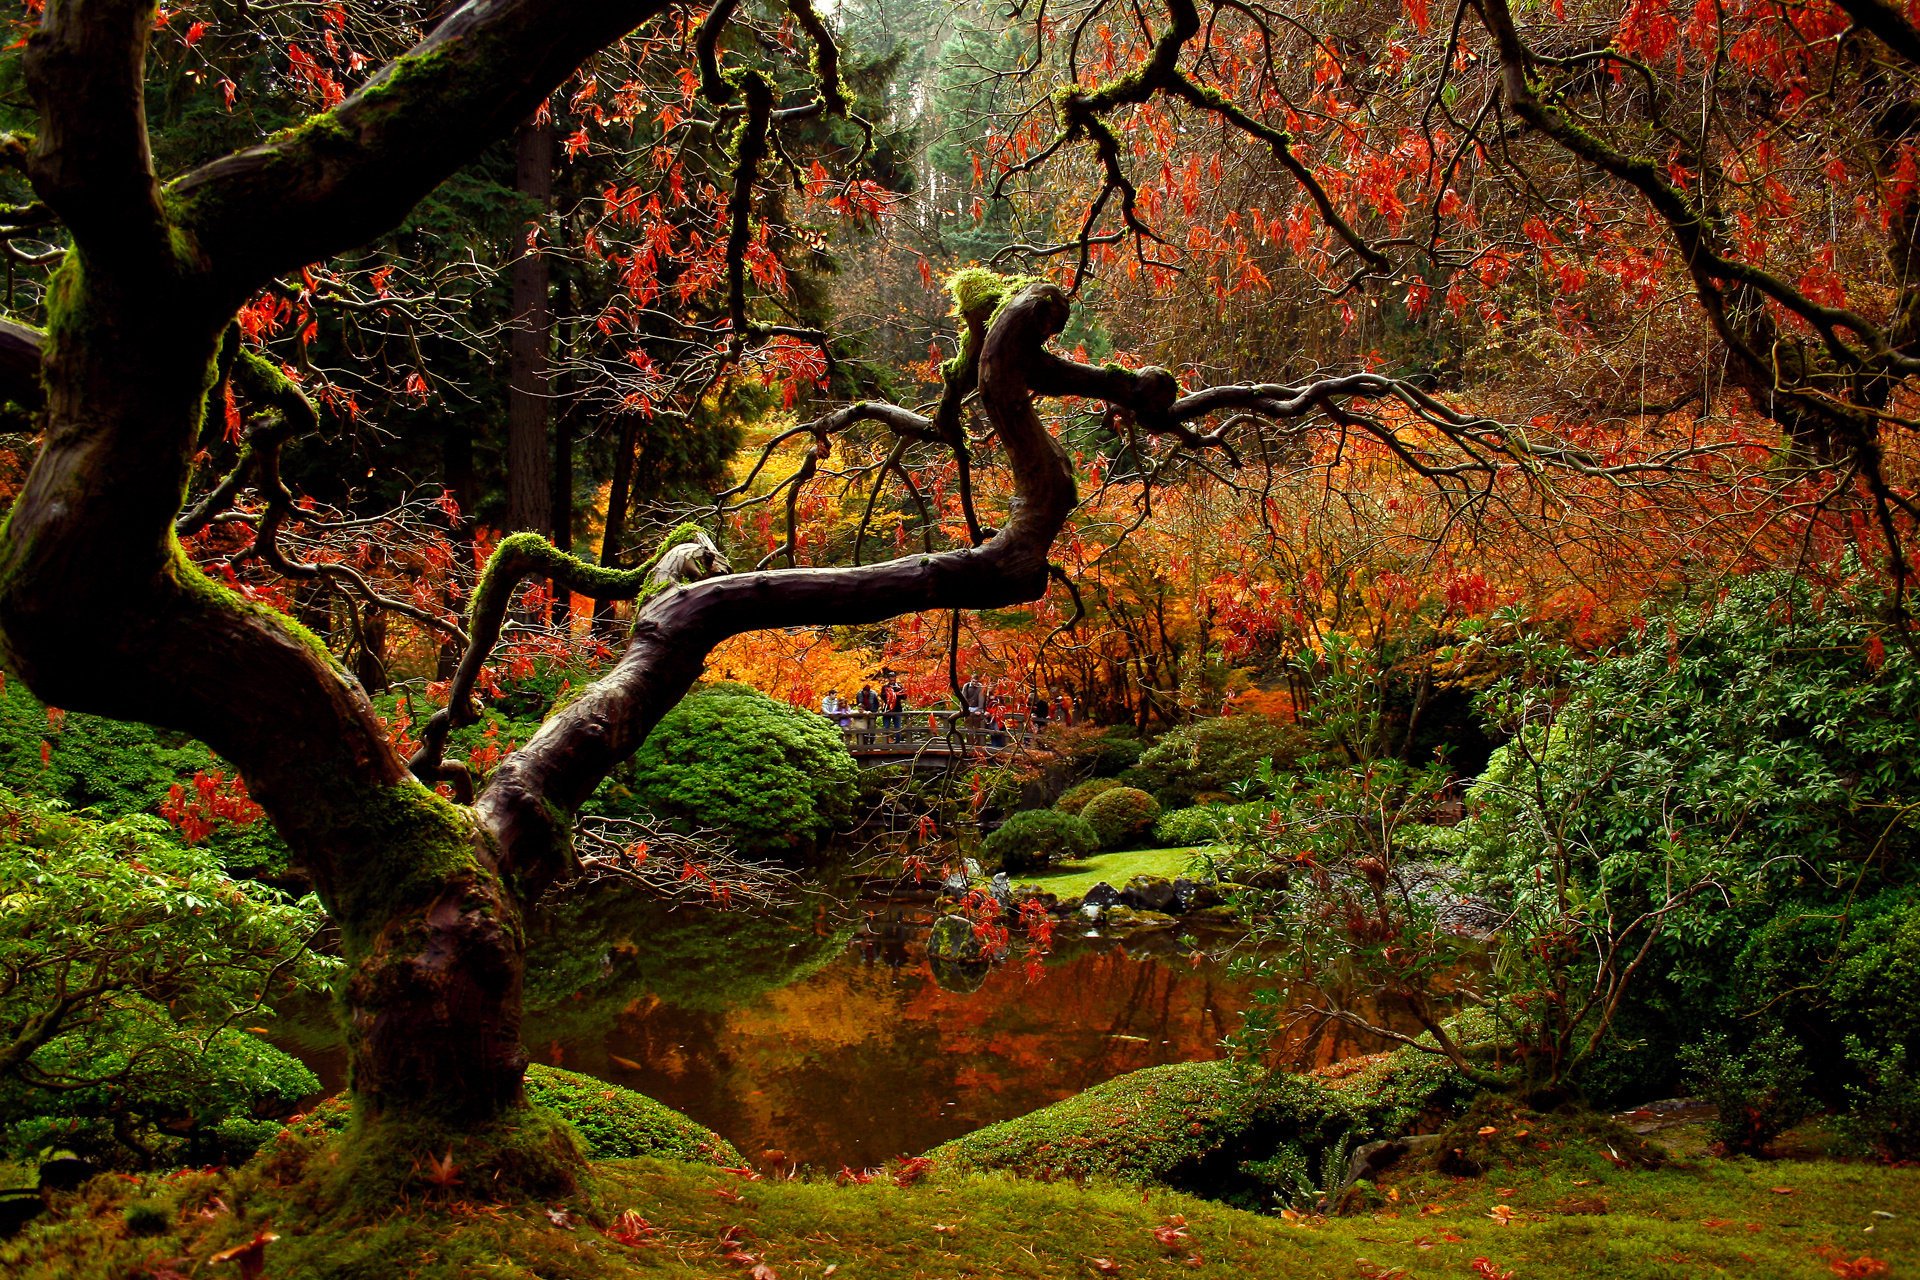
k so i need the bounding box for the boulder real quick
[989,871,1014,906]
[1099,906,1180,935]
[1012,886,1060,912]
[1172,877,1223,911]
[1081,881,1123,910]
[927,913,986,963]
[1120,874,1180,913]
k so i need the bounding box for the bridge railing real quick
[827,708,1042,754]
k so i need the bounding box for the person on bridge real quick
[881,676,906,742]
[855,682,880,745]
[1028,690,1051,734]
[960,676,986,742]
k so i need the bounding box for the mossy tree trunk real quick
[0,0,1191,1184]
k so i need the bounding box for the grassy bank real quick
[8,1101,1915,1278]
[1020,846,1202,897]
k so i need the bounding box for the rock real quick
[1120,874,1181,913]
[1099,906,1180,935]
[926,913,985,963]
[939,870,970,897]
[989,872,1013,906]
[1225,866,1288,892]
[1079,902,1103,921]
[1172,877,1223,911]
[1435,895,1504,939]
[1338,1134,1439,1195]
[963,857,983,879]
[1012,886,1059,911]
[1081,881,1122,910]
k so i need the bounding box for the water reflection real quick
[283,881,1406,1171]
[516,889,1398,1170]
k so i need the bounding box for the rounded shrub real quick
[1055,776,1122,816]
[1081,786,1162,851]
[611,681,857,856]
[985,809,1099,874]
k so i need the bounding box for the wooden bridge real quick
[832,709,1039,767]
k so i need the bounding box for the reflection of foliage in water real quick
[522,878,854,1046]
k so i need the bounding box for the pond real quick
[281,880,1405,1171]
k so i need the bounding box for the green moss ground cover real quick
[6,1103,1915,1280]
[1020,846,1201,897]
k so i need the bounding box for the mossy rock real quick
[282,1066,740,1166]
[522,1066,741,1165]
[926,913,987,963]
[929,1049,1470,1210]
[1099,906,1180,934]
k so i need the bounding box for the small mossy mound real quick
[281,1065,739,1170]
[1426,1094,1666,1178]
[931,1049,1469,1211]
[523,1065,741,1165]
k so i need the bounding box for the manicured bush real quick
[1054,776,1122,816]
[610,681,858,856]
[1080,786,1162,851]
[1679,1029,1816,1155]
[984,809,1099,874]
[1125,715,1310,808]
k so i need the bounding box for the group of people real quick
[819,674,1073,747]
[821,676,907,744]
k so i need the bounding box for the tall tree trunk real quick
[505,114,552,535]
[595,414,640,633]
[549,314,576,627]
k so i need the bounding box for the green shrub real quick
[1154,805,1229,848]
[984,809,1099,874]
[1837,1039,1920,1160]
[1054,777,1122,816]
[1679,1029,1816,1155]
[609,681,858,856]
[0,682,291,876]
[1125,715,1309,808]
[1080,786,1162,850]
[0,790,333,1168]
[1087,731,1144,777]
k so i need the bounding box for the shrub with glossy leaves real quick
[1461,570,1920,1115]
[985,809,1099,874]
[612,682,858,856]
[0,789,334,1168]
[1079,786,1162,851]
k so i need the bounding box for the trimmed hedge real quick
[1079,786,1161,850]
[1054,777,1123,816]
[985,809,1100,874]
